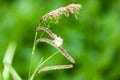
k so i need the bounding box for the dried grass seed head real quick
[37,38,75,63]
[40,3,82,24]
[37,64,73,73]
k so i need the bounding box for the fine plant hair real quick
[2,3,81,80]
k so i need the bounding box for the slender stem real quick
[29,57,43,80]
[29,25,51,80]
[30,51,59,80]
[32,32,38,55]
[39,25,51,39]
[38,51,59,68]
[39,31,45,40]
[28,31,38,79]
[28,54,33,80]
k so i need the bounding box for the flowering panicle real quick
[30,3,81,78]
[36,27,75,63]
[40,3,81,24]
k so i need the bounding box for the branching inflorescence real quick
[2,3,81,80]
[36,27,75,63]
[30,3,81,79]
[40,3,81,24]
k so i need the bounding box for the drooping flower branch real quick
[36,27,63,47]
[40,3,81,24]
[36,38,75,63]
[36,27,75,63]
[36,26,57,39]
[30,3,81,79]
[37,64,73,73]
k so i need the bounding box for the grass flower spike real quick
[40,3,81,24]
[2,3,81,80]
[37,64,73,73]
[29,3,80,80]
[36,27,75,63]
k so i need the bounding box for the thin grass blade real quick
[4,62,22,80]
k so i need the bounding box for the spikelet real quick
[36,26,57,39]
[36,27,63,47]
[36,38,75,63]
[36,27,75,63]
[37,64,73,73]
[40,3,82,24]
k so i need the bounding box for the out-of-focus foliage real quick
[0,0,120,80]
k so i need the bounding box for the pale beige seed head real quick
[37,64,73,73]
[40,3,82,24]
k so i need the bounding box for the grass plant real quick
[2,3,81,80]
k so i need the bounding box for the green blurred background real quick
[0,0,120,80]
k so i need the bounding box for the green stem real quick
[39,24,51,39]
[29,25,51,80]
[32,32,38,55]
[29,58,43,80]
[38,51,59,68]
[30,51,59,80]
[28,31,38,80]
